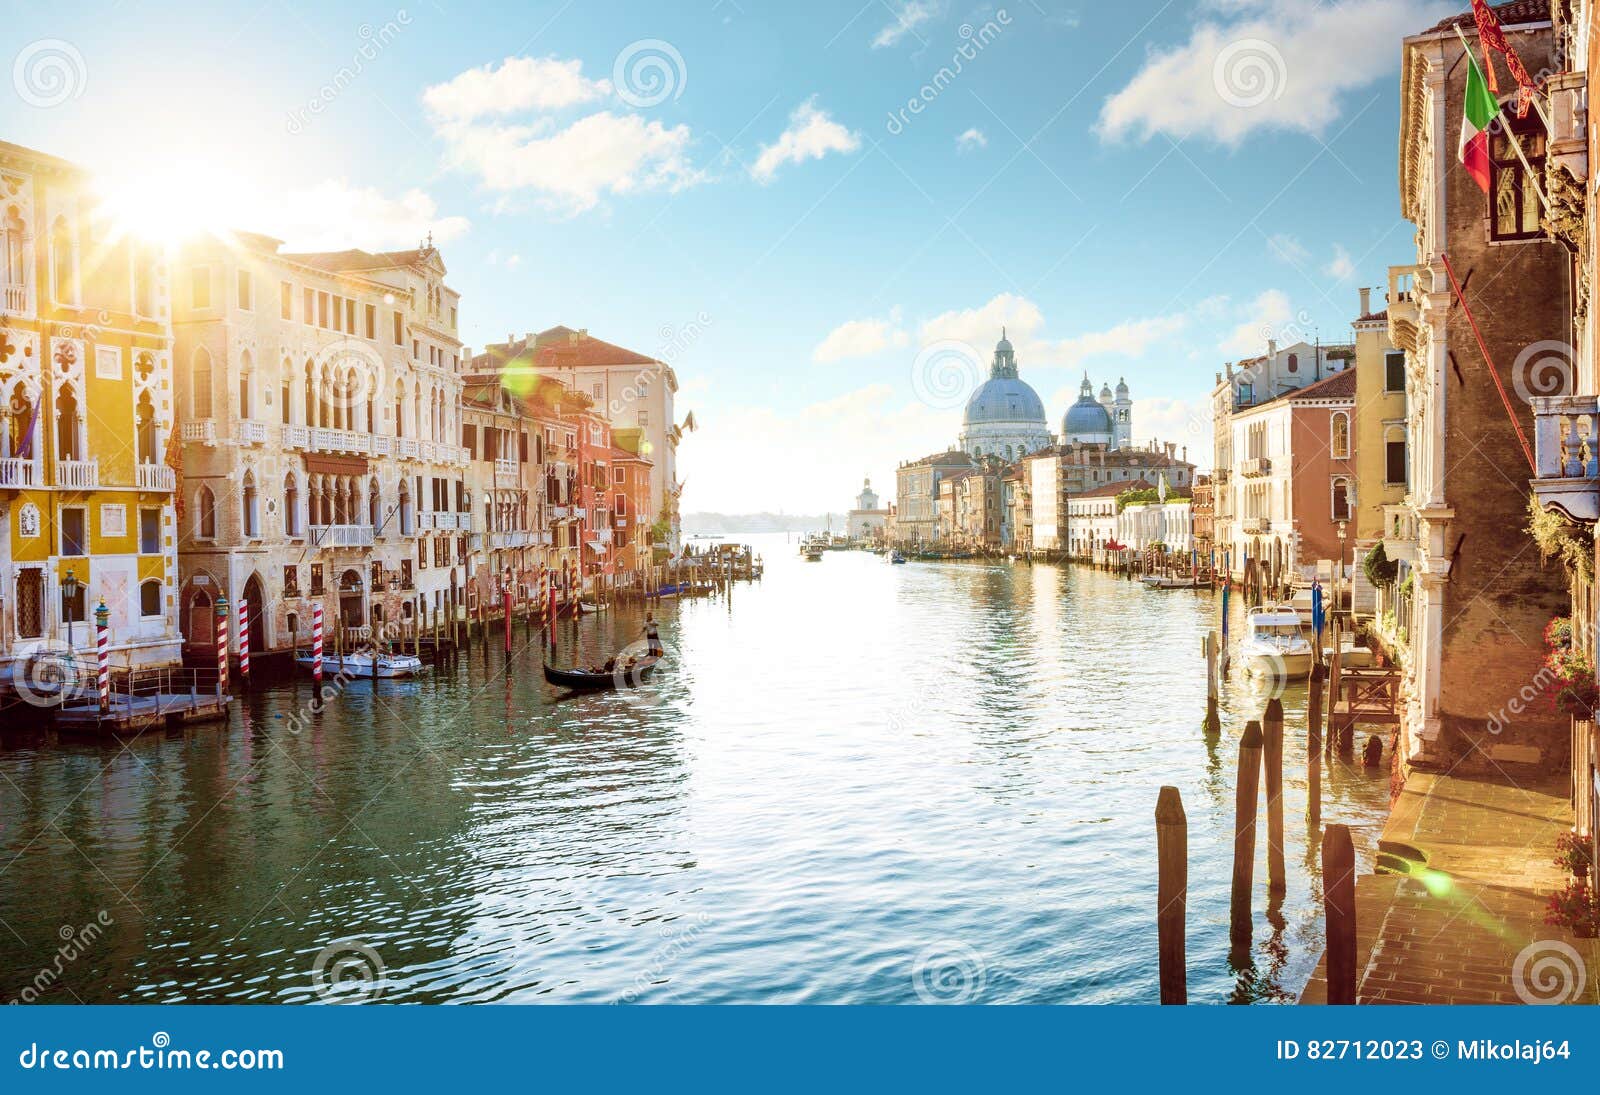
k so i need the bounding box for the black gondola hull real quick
[543,657,661,690]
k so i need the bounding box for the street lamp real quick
[61,567,79,651]
[1337,519,1348,615]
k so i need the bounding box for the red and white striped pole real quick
[311,603,324,686]
[94,600,110,713]
[215,595,229,694]
[504,587,513,655]
[237,598,250,685]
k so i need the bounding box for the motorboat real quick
[295,650,425,679]
[1240,605,1314,680]
[1140,574,1197,590]
[889,551,907,564]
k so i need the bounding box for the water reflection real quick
[0,536,1391,1003]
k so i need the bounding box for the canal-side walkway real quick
[1302,771,1600,1004]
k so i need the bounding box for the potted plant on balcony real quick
[1545,877,1599,938]
[1543,615,1598,718]
[1555,831,1594,882]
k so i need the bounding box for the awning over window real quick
[584,540,608,554]
[304,453,369,476]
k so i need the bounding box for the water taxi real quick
[295,650,426,679]
[1240,606,1314,680]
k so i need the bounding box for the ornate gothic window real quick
[1490,109,1545,241]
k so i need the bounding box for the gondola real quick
[542,655,662,691]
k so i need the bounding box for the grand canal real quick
[0,536,1392,1004]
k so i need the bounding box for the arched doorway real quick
[186,587,212,646]
[338,568,364,628]
[242,573,267,653]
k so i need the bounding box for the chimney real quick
[1182,445,1188,464]
[1359,286,1371,316]
[525,332,536,343]
[1226,362,1234,379]
[507,333,515,345]
[1268,338,1277,357]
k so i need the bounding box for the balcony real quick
[1387,264,1431,353]
[0,458,40,488]
[1239,457,1271,478]
[1531,395,1600,521]
[495,458,519,485]
[281,423,310,450]
[489,529,534,549]
[2,281,27,315]
[310,427,369,455]
[397,437,420,459]
[1240,516,1270,534]
[181,420,216,444]
[312,524,375,548]
[238,419,270,445]
[420,440,438,463]
[548,505,571,520]
[136,463,174,492]
[1381,503,1418,564]
[55,459,99,489]
[371,435,393,457]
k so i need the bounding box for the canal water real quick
[0,535,1392,1004]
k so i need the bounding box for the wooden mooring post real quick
[1203,630,1220,735]
[1322,823,1357,1004]
[1155,786,1187,1004]
[1230,721,1263,945]
[1263,698,1285,896]
[1307,665,1324,823]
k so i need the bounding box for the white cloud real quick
[751,98,861,183]
[422,56,610,122]
[1266,232,1310,265]
[814,311,910,363]
[956,127,987,152]
[1097,0,1450,144]
[436,111,702,215]
[1219,288,1296,357]
[1054,312,1192,366]
[919,292,1044,349]
[1325,244,1356,280]
[873,0,941,48]
[264,180,470,251]
[487,250,524,271]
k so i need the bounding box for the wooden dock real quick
[1329,664,1400,741]
[51,667,231,736]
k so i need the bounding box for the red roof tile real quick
[1077,477,1153,499]
[1284,367,1357,401]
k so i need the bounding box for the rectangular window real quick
[393,312,403,344]
[303,288,314,326]
[1386,439,1407,485]
[60,507,87,556]
[463,424,477,458]
[191,266,211,309]
[1490,117,1546,241]
[365,303,377,339]
[237,269,252,311]
[1384,351,1405,393]
[346,299,356,333]
[139,508,161,554]
[318,292,330,328]
[281,281,294,320]
[99,503,127,538]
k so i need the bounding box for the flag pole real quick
[1454,23,1551,216]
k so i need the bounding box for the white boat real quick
[295,650,425,679]
[1240,605,1314,680]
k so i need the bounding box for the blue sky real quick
[6,0,1451,511]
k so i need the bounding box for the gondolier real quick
[643,614,663,657]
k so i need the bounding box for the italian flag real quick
[1459,49,1500,193]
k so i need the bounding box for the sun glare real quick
[96,160,244,246]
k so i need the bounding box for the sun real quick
[95,158,245,246]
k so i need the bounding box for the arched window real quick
[304,359,315,425]
[1331,476,1351,522]
[281,360,292,424]
[191,347,213,418]
[197,485,216,539]
[368,477,380,529]
[50,215,75,304]
[1330,412,1351,459]
[2,206,26,291]
[135,391,157,464]
[398,478,413,535]
[1286,353,1298,374]
[284,472,300,536]
[54,385,80,461]
[8,391,35,459]
[241,472,259,537]
[139,579,161,618]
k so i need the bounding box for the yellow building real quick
[1351,286,1407,547]
[0,141,181,679]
